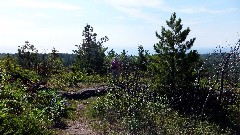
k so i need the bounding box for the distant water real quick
[195,48,214,54]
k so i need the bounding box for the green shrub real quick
[88,66,164,134]
[0,113,51,135]
[0,56,67,134]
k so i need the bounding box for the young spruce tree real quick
[154,12,200,104]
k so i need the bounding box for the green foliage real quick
[88,66,229,134]
[86,13,238,134]
[47,48,64,75]
[0,17,238,134]
[137,45,149,71]
[0,54,39,85]
[48,69,108,89]
[38,48,64,79]
[0,113,51,135]
[17,41,39,70]
[73,24,109,74]
[153,13,201,114]
[154,12,200,91]
[105,49,118,70]
[107,49,117,58]
[118,49,138,69]
[196,39,240,132]
[88,67,161,134]
[0,55,67,134]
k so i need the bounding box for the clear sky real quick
[0,0,239,54]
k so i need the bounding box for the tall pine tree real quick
[154,12,200,99]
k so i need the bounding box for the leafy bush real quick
[88,65,160,133]
[88,82,230,134]
[0,55,67,134]
[88,64,223,134]
[0,113,51,135]
[48,70,108,89]
[194,40,240,133]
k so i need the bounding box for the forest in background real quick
[0,53,76,67]
[0,12,239,134]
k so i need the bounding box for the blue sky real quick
[0,0,239,54]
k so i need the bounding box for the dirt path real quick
[59,104,97,135]
[56,86,108,135]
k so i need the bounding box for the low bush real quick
[0,56,67,134]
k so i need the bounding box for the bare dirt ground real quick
[55,87,108,135]
[58,104,97,135]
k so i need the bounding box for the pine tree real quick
[73,24,108,74]
[137,45,149,71]
[154,12,200,96]
[17,41,39,70]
